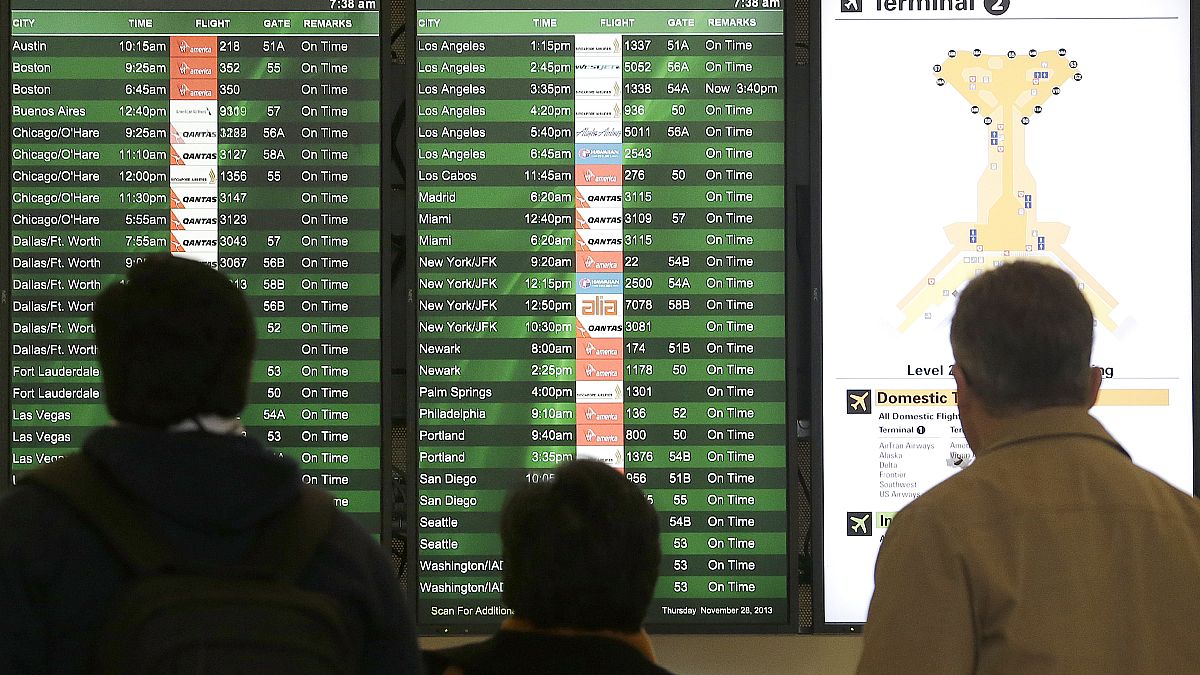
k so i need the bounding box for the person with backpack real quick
[0,254,422,674]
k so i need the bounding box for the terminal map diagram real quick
[898,49,1118,330]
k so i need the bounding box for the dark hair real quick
[92,254,255,427]
[950,261,1094,415]
[500,460,661,632]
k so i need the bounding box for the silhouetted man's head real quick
[950,261,1095,416]
[93,254,255,427]
[501,460,661,633]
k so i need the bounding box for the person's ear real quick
[1086,366,1103,408]
[952,365,971,402]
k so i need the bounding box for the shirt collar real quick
[980,406,1130,459]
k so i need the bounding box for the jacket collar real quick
[980,406,1129,459]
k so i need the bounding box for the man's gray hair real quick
[950,261,1095,415]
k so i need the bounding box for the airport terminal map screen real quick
[412,1,795,630]
[3,1,386,536]
[818,0,1193,626]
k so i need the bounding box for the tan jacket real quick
[857,407,1200,674]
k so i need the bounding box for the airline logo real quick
[574,186,623,208]
[578,250,623,272]
[576,164,622,186]
[576,403,623,422]
[177,235,219,247]
[575,446,624,470]
[577,359,622,381]
[575,319,622,339]
[170,186,219,208]
[169,145,218,166]
[173,248,219,265]
[574,79,622,99]
[575,380,624,403]
[170,123,219,143]
[170,35,217,56]
[173,59,216,77]
[169,166,219,186]
[575,99,622,120]
[170,210,219,231]
[579,295,620,317]
[575,123,622,142]
[174,79,216,101]
[170,101,218,121]
[577,424,624,446]
[170,234,187,252]
[576,337,623,359]
[574,34,622,55]
[575,144,622,164]
[575,228,623,252]
[574,61,621,72]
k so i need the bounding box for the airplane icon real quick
[847,512,872,536]
[847,390,871,414]
[844,0,860,10]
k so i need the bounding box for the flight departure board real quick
[412,1,794,630]
[3,1,386,536]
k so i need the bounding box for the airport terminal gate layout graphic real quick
[899,49,1118,330]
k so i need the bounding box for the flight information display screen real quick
[3,1,385,536]
[818,0,1193,627]
[412,1,794,630]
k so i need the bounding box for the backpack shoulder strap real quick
[21,454,174,574]
[241,486,337,582]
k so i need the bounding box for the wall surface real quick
[421,634,865,674]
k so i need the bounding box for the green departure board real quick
[412,0,794,630]
[4,1,385,536]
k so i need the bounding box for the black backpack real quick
[25,454,354,674]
